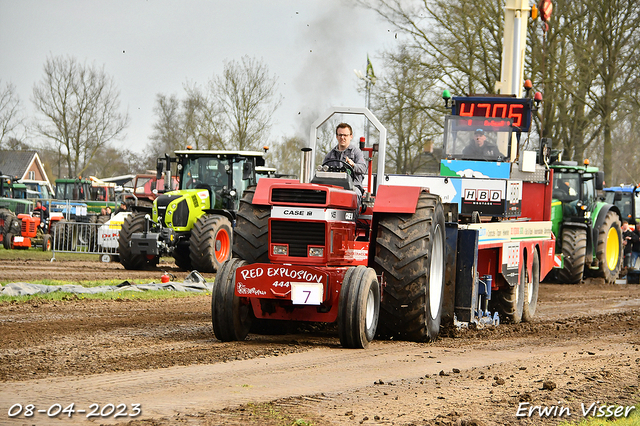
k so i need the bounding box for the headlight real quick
[309,247,324,257]
[272,245,288,255]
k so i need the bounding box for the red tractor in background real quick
[9,209,61,251]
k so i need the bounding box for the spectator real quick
[621,220,638,269]
[115,201,128,215]
[631,221,640,269]
[33,200,49,229]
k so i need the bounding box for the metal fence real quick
[50,221,120,261]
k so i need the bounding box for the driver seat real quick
[310,171,353,191]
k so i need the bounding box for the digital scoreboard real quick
[452,96,533,132]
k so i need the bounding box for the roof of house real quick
[0,150,38,180]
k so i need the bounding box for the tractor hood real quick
[153,189,213,230]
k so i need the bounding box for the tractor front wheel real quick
[118,213,156,270]
[595,211,622,284]
[211,258,252,341]
[556,227,587,284]
[42,234,52,251]
[338,265,380,349]
[190,215,233,273]
[173,244,192,271]
[374,193,446,342]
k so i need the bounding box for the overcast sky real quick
[0,0,398,154]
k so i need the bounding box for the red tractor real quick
[212,102,556,349]
[9,210,59,251]
[212,108,447,348]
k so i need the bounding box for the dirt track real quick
[1,257,639,425]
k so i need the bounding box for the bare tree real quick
[182,83,225,150]
[211,56,282,150]
[268,136,305,177]
[32,55,129,178]
[371,46,443,174]
[146,93,184,166]
[0,80,25,148]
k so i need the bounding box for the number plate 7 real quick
[290,283,323,305]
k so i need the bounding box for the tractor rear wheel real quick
[1,211,17,249]
[211,258,252,341]
[233,186,270,263]
[522,249,540,322]
[374,193,446,342]
[190,215,232,273]
[556,227,587,284]
[338,265,380,349]
[494,265,525,324]
[595,210,622,284]
[118,213,155,270]
[4,232,13,249]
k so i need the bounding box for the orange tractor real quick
[9,210,60,251]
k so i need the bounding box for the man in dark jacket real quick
[462,129,502,160]
[621,220,638,268]
[631,221,640,269]
[323,123,367,196]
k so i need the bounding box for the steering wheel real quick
[322,159,354,176]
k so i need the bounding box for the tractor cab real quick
[603,185,640,225]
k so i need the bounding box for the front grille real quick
[271,220,325,257]
[271,188,326,205]
[173,199,189,227]
[156,195,181,226]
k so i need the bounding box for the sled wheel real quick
[495,262,525,324]
[522,249,540,322]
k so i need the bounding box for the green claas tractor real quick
[550,160,622,284]
[118,149,265,272]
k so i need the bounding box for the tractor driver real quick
[33,200,48,229]
[463,129,501,160]
[323,123,367,198]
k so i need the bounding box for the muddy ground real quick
[0,256,639,426]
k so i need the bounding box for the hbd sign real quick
[464,189,503,203]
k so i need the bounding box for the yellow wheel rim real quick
[606,227,620,270]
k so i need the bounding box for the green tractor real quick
[54,177,117,215]
[550,161,622,284]
[118,149,265,272]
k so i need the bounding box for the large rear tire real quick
[494,264,525,324]
[190,215,233,273]
[374,193,446,342]
[556,227,587,284]
[211,258,252,341]
[595,210,622,284]
[233,187,270,263]
[118,213,155,270]
[338,265,380,349]
[522,249,540,322]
